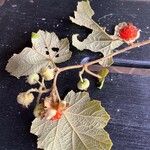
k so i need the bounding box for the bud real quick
[40,67,55,81]
[17,92,34,107]
[27,73,39,85]
[33,103,44,118]
[77,78,90,91]
[115,22,140,43]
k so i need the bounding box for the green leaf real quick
[99,68,109,81]
[70,0,100,31]
[98,68,109,89]
[6,30,72,78]
[6,47,52,78]
[31,32,40,39]
[31,91,112,150]
[70,0,123,67]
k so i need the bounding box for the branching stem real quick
[51,40,150,101]
[36,77,50,104]
[79,66,85,82]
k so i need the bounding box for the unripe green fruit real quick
[27,73,39,85]
[17,92,34,108]
[40,68,55,81]
[77,78,90,91]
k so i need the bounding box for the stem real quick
[61,64,83,72]
[26,88,39,94]
[52,69,61,102]
[36,80,44,87]
[51,40,150,101]
[79,67,85,82]
[36,77,49,104]
[36,89,51,104]
[36,93,42,104]
[84,66,101,79]
[86,39,150,66]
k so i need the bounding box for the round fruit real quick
[115,22,140,43]
[17,92,34,107]
[40,67,55,81]
[27,73,39,85]
[51,110,62,121]
[77,78,90,91]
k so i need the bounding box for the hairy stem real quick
[79,67,85,82]
[52,69,61,102]
[84,66,101,79]
[36,77,50,104]
[86,39,150,66]
[52,39,150,101]
[27,88,39,94]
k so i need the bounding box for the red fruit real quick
[115,22,140,43]
[51,110,62,121]
[119,23,139,41]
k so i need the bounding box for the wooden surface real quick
[0,0,150,149]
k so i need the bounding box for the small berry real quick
[115,22,140,43]
[27,73,39,85]
[40,67,55,81]
[51,110,62,121]
[17,92,34,108]
[33,103,44,118]
[77,78,90,91]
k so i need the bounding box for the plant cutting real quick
[5,0,150,150]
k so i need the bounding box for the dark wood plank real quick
[0,0,150,150]
[0,0,149,68]
[0,71,150,149]
[89,74,150,150]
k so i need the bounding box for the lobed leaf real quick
[6,30,72,78]
[31,91,112,150]
[70,0,100,31]
[70,0,123,67]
